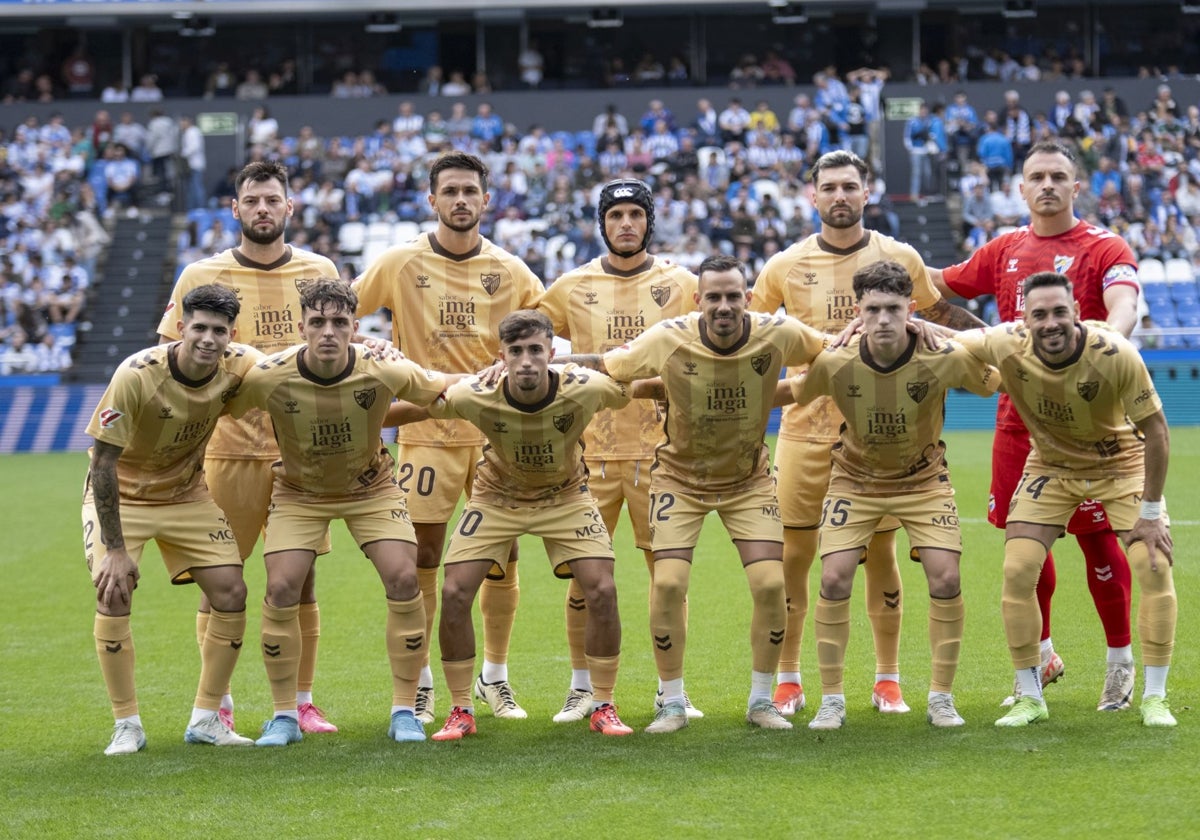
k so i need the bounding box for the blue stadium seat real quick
[1169,283,1198,307]
[575,130,597,157]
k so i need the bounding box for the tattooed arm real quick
[90,440,139,612]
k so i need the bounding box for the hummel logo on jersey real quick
[480,273,501,295]
[98,408,124,428]
[284,400,300,414]
[1006,259,1020,273]
[906,381,929,403]
[1054,255,1075,274]
[232,287,244,300]
[354,388,377,410]
[750,352,772,375]
[1077,381,1099,402]
[159,406,174,419]
[585,291,599,305]
[683,362,698,376]
[493,421,508,433]
[650,285,672,307]
[416,274,431,288]
[803,272,818,285]
[847,384,862,397]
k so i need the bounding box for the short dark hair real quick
[808,149,869,185]
[300,278,358,315]
[182,283,240,323]
[429,150,489,195]
[235,160,290,198]
[498,309,554,345]
[1022,271,1073,299]
[697,254,745,284]
[1025,139,1077,165]
[852,260,914,300]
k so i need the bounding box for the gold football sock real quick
[745,558,786,675]
[779,528,818,675]
[1002,537,1047,670]
[386,595,425,707]
[95,613,137,718]
[417,566,439,670]
[649,557,691,682]
[864,530,902,676]
[1126,539,1177,667]
[297,602,320,694]
[196,608,246,711]
[814,596,851,695]
[260,602,301,713]
[586,653,620,705]
[442,658,476,710]
[928,595,964,694]
[481,563,520,666]
[564,577,588,671]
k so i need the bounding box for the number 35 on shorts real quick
[820,497,852,528]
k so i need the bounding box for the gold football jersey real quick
[353,233,544,447]
[956,322,1160,478]
[795,336,999,493]
[86,342,262,504]
[605,312,826,494]
[540,256,697,460]
[430,363,631,506]
[230,345,446,499]
[157,246,340,460]
[751,231,939,444]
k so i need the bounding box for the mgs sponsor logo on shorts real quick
[209,525,236,542]
[574,506,608,539]
[761,504,781,520]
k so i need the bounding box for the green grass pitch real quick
[1,430,1196,838]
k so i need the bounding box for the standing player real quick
[786,261,999,731]
[158,160,342,735]
[538,178,701,722]
[86,285,259,755]
[353,151,544,723]
[229,280,451,746]
[558,255,828,733]
[418,311,651,740]
[930,139,1141,710]
[750,150,985,717]
[954,273,1175,728]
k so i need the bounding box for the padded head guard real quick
[597,178,655,257]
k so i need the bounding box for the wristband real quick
[1140,500,1163,521]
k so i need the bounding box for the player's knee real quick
[582,574,618,614]
[1002,537,1046,593]
[207,575,247,612]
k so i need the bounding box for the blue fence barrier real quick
[3,350,1198,454]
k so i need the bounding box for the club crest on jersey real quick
[750,353,772,375]
[650,285,672,307]
[553,412,576,433]
[98,408,124,428]
[1053,255,1075,275]
[354,388,377,410]
[293,278,315,294]
[480,273,501,296]
[906,381,929,403]
[220,386,238,404]
[1077,380,1099,402]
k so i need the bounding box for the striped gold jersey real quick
[353,232,544,448]
[605,312,826,495]
[230,345,446,500]
[956,321,1160,479]
[751,231,940,444]
[85,342,263,505]
[793,335,1000,493]
[430,363,631,506]
[539,256,697,460]
[157,246,341,461]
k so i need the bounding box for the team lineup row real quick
[85,144,1175,755]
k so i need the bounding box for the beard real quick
[818,204,863,229]
[240,215,287,245]
[438,207,481,232]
